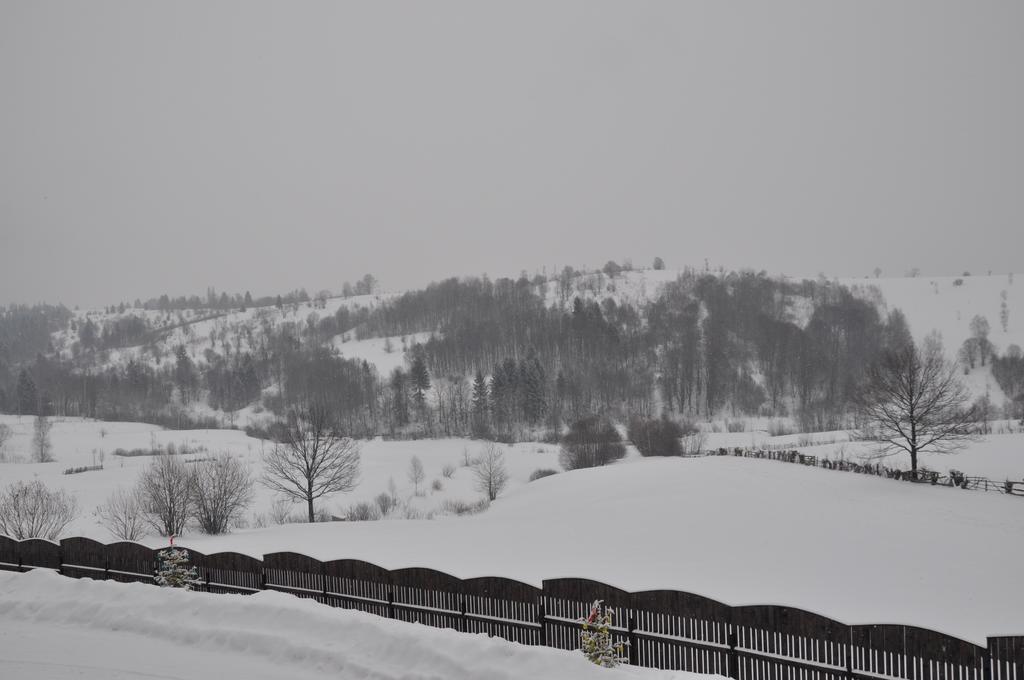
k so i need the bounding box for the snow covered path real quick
[0,570,704,680]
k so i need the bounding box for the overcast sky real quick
[2,1,1022,308]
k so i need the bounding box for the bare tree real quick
[857,342,978,473]
[0,423,11,462]
[473,444,509,501]
[408,455,425,495]
[192,453,254,534]
[0,480,78,539]
[32,415,54,463]
[95,486,147,541]
[138,454,195,536]
[261,404,361,522]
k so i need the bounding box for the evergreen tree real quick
[390,369,409,427]
[471,370,490,437]
[174,345,196,404]
[410,351,431,408]
[78,318,98,349]
[521,351,546,425]
[154,548,199,590]
[17,369,37,416]
[579,600,627,667]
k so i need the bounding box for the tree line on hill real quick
[2,269,1019,440]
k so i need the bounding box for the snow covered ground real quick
[3,414,1023,645]
[0,415,561,535]
[0,569,699,680]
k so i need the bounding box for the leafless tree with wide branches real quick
[856,340,977,474]
[261,403,361,522]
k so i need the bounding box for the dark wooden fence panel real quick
[323,559,392,617]
[851,625,985,680]
[106,542,155,583]
[463,576,543,645]
[733,605,850,680]
[390,567,463,630]
[632,590,732,676]
[19,538,61,571]
[543,578,633,656]
[60,537,108,580]
[0,535,21,571]
[4,535,1020,680]
[200,552,263,594]
[264,552,325,602]
[989,636,1024,680]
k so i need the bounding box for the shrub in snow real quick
[559,416,626,470]
[628,416,691,457]
[0,480,78,540]
[579,600,627,668]
[155,548,199,590]
[347,502,381,521]
[529,468,558,482]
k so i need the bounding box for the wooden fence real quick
[703,447,1024,497]
[0,535,1020,680]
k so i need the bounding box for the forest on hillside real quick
[1,269,1021,440]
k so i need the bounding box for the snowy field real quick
[0,415,561,534]
[0,569,699,680]
[2,414,1023,645]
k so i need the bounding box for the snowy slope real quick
[0,415,561,535]
[840,273,1021,354]
[3,414,1023,642]
[0,570,695,680]
[144,454,1024,645]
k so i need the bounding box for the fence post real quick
[57,544,63,576]
[727,626,739,680]
[627,615,639,666]
[321,562,328,603]
[845,630,854,680]
[459,597,467,634]
[538,601,547,647]
[387,589,395,620]
[982,640,992,680]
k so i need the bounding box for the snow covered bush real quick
[155,548,199,590]
[559,416,626,470]
[95,486,146,541]
[578,600,627,668]
[0,480,78,540]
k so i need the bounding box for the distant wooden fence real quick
[702,447,1024,497]
[1,535,1021,680]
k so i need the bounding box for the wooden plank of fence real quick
[851,624,986,680]
[323,558,392,617]
[60,536,108,580]
[264,551,325,602]
[988,636,1024,680]
[631,589,732,675]
[0,535,20,571]
[733,605,851,680]
[462,576,543,646]
[18,538,61,571]
[390,567,464,631]
[106,542,156,584]
[200,551,263,594]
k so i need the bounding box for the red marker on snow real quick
[169,534,175,546]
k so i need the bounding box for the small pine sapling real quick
[579,599,628,667]
[155,547,199,590]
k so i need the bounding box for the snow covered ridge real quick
[3,534,1023,680]
[0,569,690,680]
